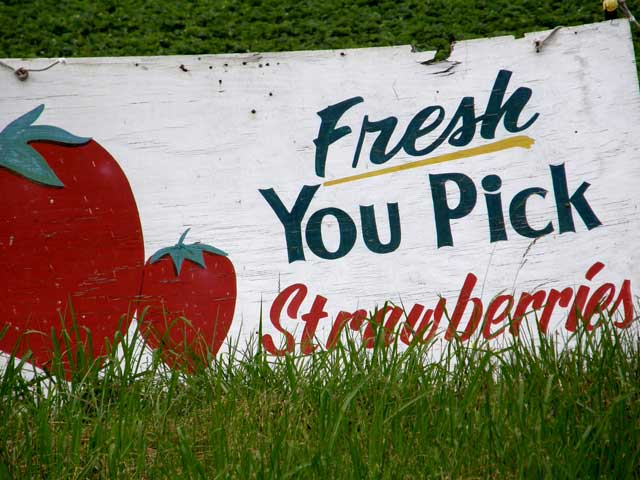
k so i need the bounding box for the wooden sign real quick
[1,20,639,371]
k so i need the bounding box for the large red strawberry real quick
[0,105,145,373]
[139,229,236,370]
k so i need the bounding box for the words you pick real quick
[260,70,601,263]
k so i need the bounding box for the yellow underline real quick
[323,135,535,187]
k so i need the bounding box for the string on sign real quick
[0,58,64,81]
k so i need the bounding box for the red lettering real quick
[262,284,306,355]
[399,304,426,345]
[399,302,445,345]
[581,283,615,330]
[445,273,483,342]
[301,295,328,354]
[264,261,633,356]
[363,305,404,348]
[326,309,367,349]
[511,291,546,336]
[538,288,573,334]
[349,309,368,331]
[416,298,446,344]
[611,280,634,328]
[483,295,514,340]
[566,263,605,332]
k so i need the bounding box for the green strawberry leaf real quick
[149,229,229,276]
[1,142,65,187]
[0,104,91,187]
[22,125,92,145]
[6,104,45,130]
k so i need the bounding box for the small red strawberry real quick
[139,229,236,370]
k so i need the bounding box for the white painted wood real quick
[1,20,639,359]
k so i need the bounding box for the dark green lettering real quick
[305,207,357,260]
[480,70,539,139]
[509,187,554,238]
[313,96,364,178]
[429,173,477,248]
[259,185,320,263]
[550,163,602,233]
[360,203,401,254]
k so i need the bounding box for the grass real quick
[1,312,639,479]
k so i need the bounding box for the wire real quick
[620,0,640,28]
[0,59,63,81]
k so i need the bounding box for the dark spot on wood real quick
[269,92,273,96]
[259,64,263,68]
[340,52,346,56]
[242,61,247,65]
[251,109,256,114]
[266,62,270,66]
[224,63,228,67]
[179,64,189,72]
[209,66,213,69]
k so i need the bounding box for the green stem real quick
[178,228,191,246]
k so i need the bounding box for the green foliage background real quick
[0,0,638,62]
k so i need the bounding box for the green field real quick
[0,0,639,62]
[1,1,640,478]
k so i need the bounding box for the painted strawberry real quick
[0,105,145,373]
[139,229,236,370]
